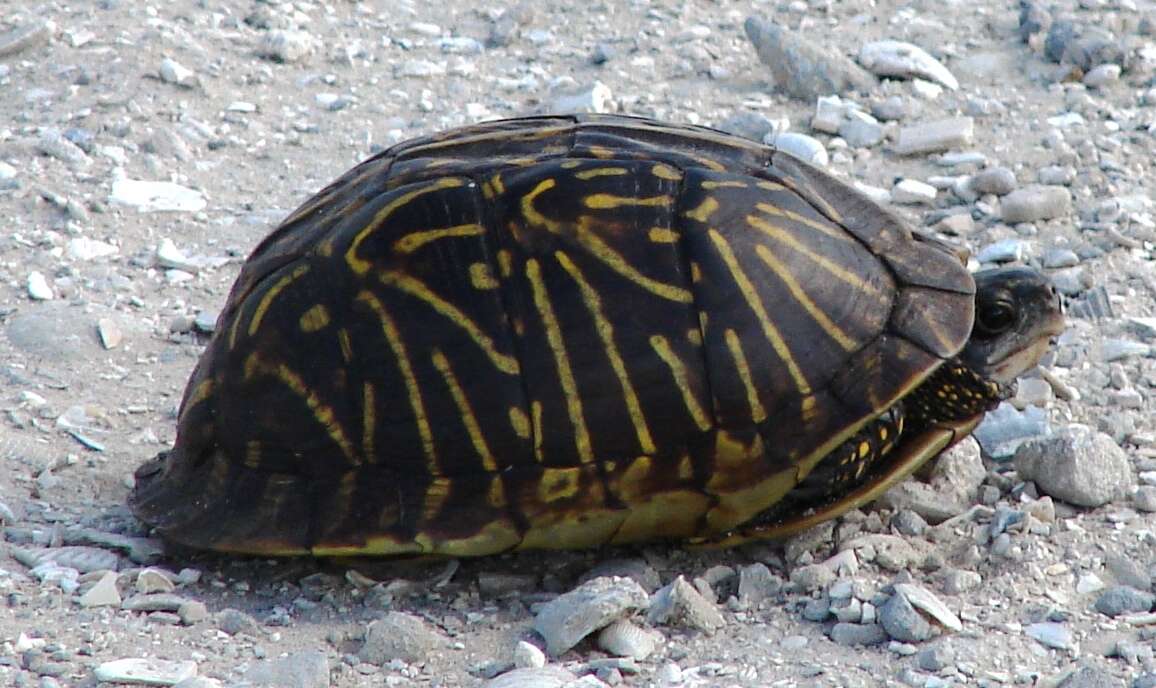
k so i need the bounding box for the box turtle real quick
[130,114,1064,557]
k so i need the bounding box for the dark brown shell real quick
[130,114,974,556]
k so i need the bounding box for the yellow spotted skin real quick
[130,114,979,557]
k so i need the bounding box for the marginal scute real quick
[826,334,942,422]
[891,287,975,359]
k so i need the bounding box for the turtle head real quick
[959,267,1065,386]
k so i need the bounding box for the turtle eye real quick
[976,299,1017,337]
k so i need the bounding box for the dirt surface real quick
[2,1,1156,686]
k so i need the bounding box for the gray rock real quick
[1043,248,1080,269]
[177,600,209,625]
[971,167,1017,195]
[257,30,316,63]
[1061,664,1123,688]
[879,591,932,642]
[744,16,876,101]
[1001,185,1072,223]
[580,559,661,593]
[1039,165,1076,186]
[977,239,1027,264]
[78,571,121,608]
[737,563,781,606]
[486,667,579,688]
[974,404,1050,459]
[829,622,888,646]
[1134,486,1156,513]
[1026,622,1073,649]
[790,563,837,592]
[1014,424,1135,507]
[647,575,726,634]
[894,117,975,155]
[1094,586,1155,618]
[217,608,258,636]
[360,612,443,665]
[918,644,955,671]
[1106,555,1152,592]
[535,576,648,656]
[802,597,831,622]
[1084,64,1121,89]
[37,128,92,168]
[838,112,885,148]
[1102,339,1150,362]
[879,438,985,523]
[871,95,908,121]
[243,650,329,688]
[717,111,779,142]
[173,679,222,688]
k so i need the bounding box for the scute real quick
[130,114,979,557]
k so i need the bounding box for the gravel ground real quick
[2,1,1156,686]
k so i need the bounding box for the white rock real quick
[893,583,962,632]
[257,30,315,63]
[136,568,176,594]
[812,95,848,134]
[27,271,54,300]
[110,178,206,213]
[159,58,196,87]
[79,570,122,608]
[858,40,959,90]
[155,239,200,272]
[533,576,648,656]
[396,59,446,78]
[67,237,118,261]
[891,178,937,204]
[512,640,545,669]
[852,181,891,204]
[1083,63,1121,89]
[767,132,828,166]
[551,81,612,114]
[1047,112,1085,129]
[94,658,198,685]
[597,619,662,660]
[408,22,441,37]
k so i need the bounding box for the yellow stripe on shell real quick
[245,264,310,340]
[379,270,520,375]
[724,328,767,423]
[651,163,682,181]
[527,258,593,463]
[508,406,531,439]
[248,355,357,464]
[555,251,657,455]
[392,223,485,254]
[345,177,465,275]
[521,178,562,233]
[574,221,692,303]
[707,229,813,397]
[362,382,376,462]
[648,227,679,243]
[682,196,719,223]
[582,193,670,210]
[649,334,712,431]
[575,167,629,180]
[431,349,498,471]
[298,304,330,333]
[337,328,353,364]
[746,213,883,299]
[469,262,499,290]
[356,291,436,463]
[753,244,858,352]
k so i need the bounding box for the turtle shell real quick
[130,114,975,556]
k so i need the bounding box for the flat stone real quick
[485,667,578,688]
[243,649,329,688]
[1014,424,1135,507]
[512,640,546,669]
[79,570,122,608]
[894,117,974,155]
[1025,622,1072,650]
[534,576,648,656]
[880,590,932,642]
[110,178,206,213]
[830,622,888,646]
[94,658,198,686]
[894,584,962,632]
[1000,185,1071,223]
[737,563,781,606]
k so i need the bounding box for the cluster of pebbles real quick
[1,0,1156,686]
